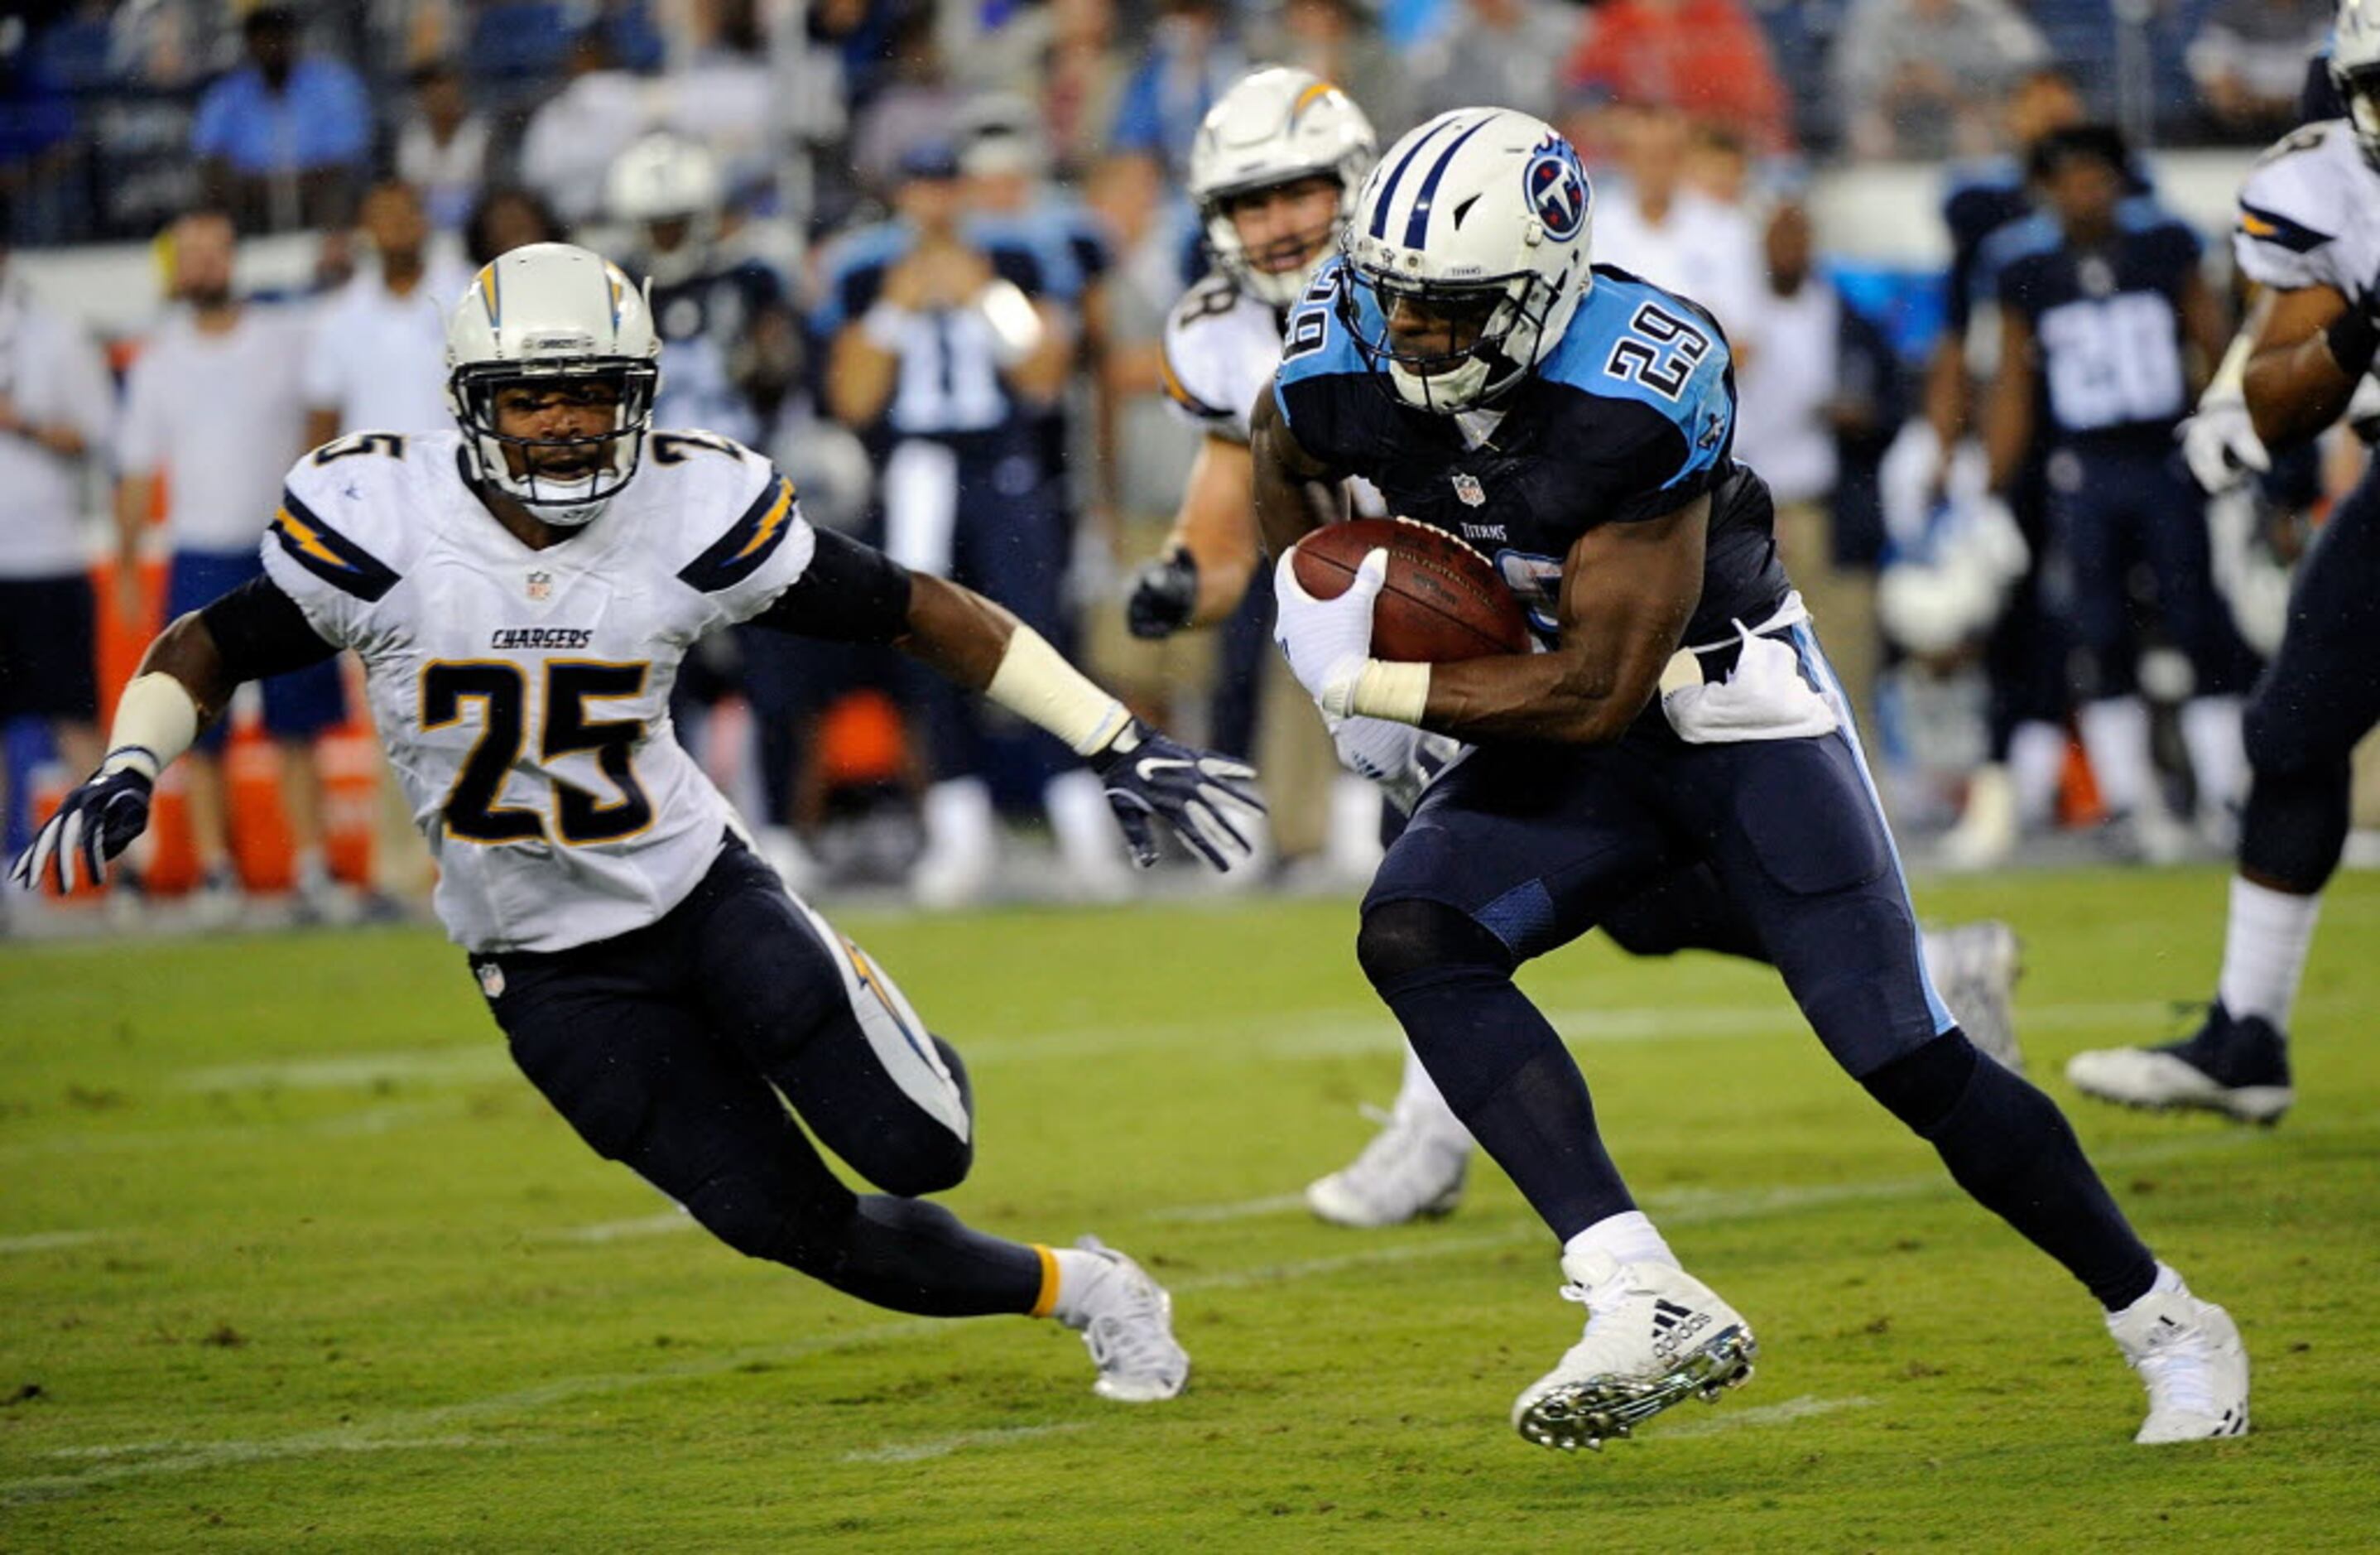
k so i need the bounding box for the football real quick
[1291,516,1533,663]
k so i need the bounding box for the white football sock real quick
[2078,696,2153,817]
[2106,1261,2187,1325]
[921,777,995,854]
[1564,1211,1680,1275]
[1045,1245,1126,1327]
[2007,720,2069,830]
[1392,1040,1470,1145]
[2215,874,2321,1030]
[2179,696,2248,816]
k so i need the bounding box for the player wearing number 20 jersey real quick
[266,426,806,952]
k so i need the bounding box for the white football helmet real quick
[1343,108,1595,414]
[1188,66,1375,308]
[607,133,724,286]
[446,243,662,526]
[2332,0,2380,150]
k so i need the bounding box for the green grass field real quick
[3,867,2375,1552]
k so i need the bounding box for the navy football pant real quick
[897,466,1076,788]
[1358,626,2155,1308]
[2238,455,2380,893]
[473,837,1043,1317]
[2051,445,2258,700]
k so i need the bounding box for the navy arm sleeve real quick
[200,575,341,681]
[749,525,916,644]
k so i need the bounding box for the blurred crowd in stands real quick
[1,0,2373,927]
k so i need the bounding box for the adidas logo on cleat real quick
[1649,1299,1711,1362]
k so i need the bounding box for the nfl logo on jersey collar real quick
[1453,473,1488,507]
[526,569,554,601]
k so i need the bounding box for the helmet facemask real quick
[1202,170,1360,309]
[2338,63,2380,156]
[1188,68,1377,309]
[452,360,660,527]
[1340,109,1596,416]
[1341,261,1566,414]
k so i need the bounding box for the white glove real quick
[1273,547,1385,716]
[2178,397,2270,495]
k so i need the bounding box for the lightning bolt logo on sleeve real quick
[270,489,401,601]
[677,473,804,592]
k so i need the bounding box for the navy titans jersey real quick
[1942,162,2035,336]
[811,224,1051,460]
[650,259,792,448]
[1945,158,2157,335]
[1273,260,1786,647]
[1994,205,2202,448]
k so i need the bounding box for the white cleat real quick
[2065,1004,2293,1125]
[1511,1250,1757,1452]
[2109,1286,2250,1443]
[1921,920,2026,1075]
[1305,1104,1469,1228]
[1061,1235,1189,1403]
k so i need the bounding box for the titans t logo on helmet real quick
[1524,142,1588,240]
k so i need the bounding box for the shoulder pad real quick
[1162,274,1272,436]
[642,431,801,593]
[2234,122,2367,291]
[272,431,432,602]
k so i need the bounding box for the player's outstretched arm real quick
[1126,436,1262,638]
[8,579,336,893]
[750,530,1262,869]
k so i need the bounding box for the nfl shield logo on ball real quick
[526,570,552,602]
[1452,474,1486,507]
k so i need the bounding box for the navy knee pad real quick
[860,1122,974,1199]
[2238,762,2354,895]
[1859,1031,1982,1134]
[1356,898,1514,992]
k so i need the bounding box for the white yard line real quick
[0,1230,118,1254]
[839,1423,1091,1464]
[174,1047,510,1092]
[0,1126,2283,1505]
[1653,1394,1878,1440]
[533,1211,695,1244]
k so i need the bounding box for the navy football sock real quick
[1360,902,1635,1240]
[832,1195,1046,1317]
[1864,1033,2157,1311]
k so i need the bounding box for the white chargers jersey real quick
[2233,120,2380,301]
[259,427,815,955]
[1160,272,1283,445]
[1160,269,1389,515]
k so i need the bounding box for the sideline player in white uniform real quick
[13,243,1264,1403]
[1121,68,1481,1228]
[0,248,116,892]
[2068,0,2380,1124]
[1127,69,2028,1234]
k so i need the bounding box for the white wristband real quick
[861,301,913,350]
[984,625,1132,755]
[102,672,201,779]
[1347,659,1431,726]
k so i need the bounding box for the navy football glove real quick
[1091,718,1262,869]
[10,759,155,894]
[1125,547,1199,639]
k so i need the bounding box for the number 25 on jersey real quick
[421,661,654,845]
